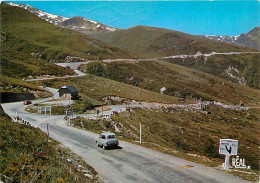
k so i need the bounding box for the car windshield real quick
[100,135,106,139]
[107,135,116,139]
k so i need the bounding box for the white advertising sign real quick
[219,139,238,155]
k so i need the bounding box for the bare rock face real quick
[59,16,117,34]
[236,27,260,50]
[202,27,260,50]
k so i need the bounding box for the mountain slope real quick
[1,4,131,61]
[202,27,260,50]
[6,2,68,24]
[78,60,260,105]
[1,4,132,79]
[90,25,256,58]
[0,107,100,182]
[6,2,117,34]
[164,53,260,89]
[236,27,260,50]
[60,16,117,34]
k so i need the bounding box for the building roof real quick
[59,85,79,93]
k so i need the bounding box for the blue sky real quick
[15,1,260,36]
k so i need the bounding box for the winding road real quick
[3,53,256,182]
[2,88,250,183]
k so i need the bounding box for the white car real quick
[96,132,119,149]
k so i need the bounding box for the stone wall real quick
[0,92,35,103]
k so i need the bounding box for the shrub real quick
[84,100,95,111]
[202,138,219,158]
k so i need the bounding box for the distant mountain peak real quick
[60,16,117,33]
[202,27,260,50]
[203,35,239,44]
[6,2,68,24]
[6,2,117,34]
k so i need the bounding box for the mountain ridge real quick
[90,25,257,58]
[5,2,117,34]
[6,1,259,51]
[201,27,260,50]
[1,4,132,80]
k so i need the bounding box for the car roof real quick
[101,132,115,136]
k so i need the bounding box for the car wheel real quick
[102,145,106,150]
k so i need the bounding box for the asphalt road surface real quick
[2,99,250,183]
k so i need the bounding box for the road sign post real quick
[224,155,231,170]
[219,139,238,170]
[97,109,99,118]
[140,122,142,144]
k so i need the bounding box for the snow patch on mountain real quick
[7,2,19,7]
[7,2,68,24]
[6,2,116,33]
[204,35,240,44]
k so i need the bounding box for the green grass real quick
[72,107,260,182]
[0,107,100,183]
[0,75,52,98]
[90,25,256,58]
[1,52,75,79]
[1,4,132,80]
[164,53,260,89]
[34,74,182,104]
[78,60,260,105]
[1,4,132,61]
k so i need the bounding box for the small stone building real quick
[58,86,79,100]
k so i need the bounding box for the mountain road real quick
[2,98,250,183]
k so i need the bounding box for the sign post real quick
[219,139,238,170]
[140,122,142,144]
[97,109,100,118]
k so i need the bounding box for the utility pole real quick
[140,122,142,144]
[47,123,49,143]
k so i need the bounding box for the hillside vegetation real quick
[0,107,101,183]
[1,4,131,61]
[90,25,256,58]
[1,4,132,80]
[72,107,260,182]
[0,75,52,99]
[35,74,181,105]
[165,53,260,89]
[79,61,260,105]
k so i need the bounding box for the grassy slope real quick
[90,25,256,58]
[165,53,260,89]
[79,61,260,105]
[0,75,53,99]
[72,107,260,182]
[1,4,132,80]
[1,4,132,61]
[35,74,181,105]
[0,106,100,183]
[0,4,131,96]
